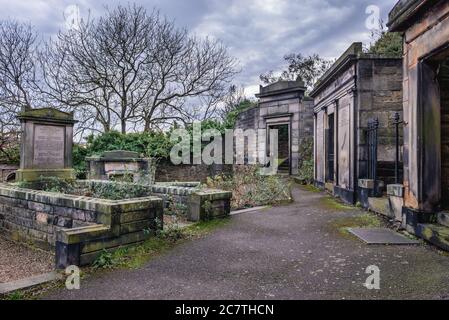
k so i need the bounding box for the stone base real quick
[357,179,375,209]
[368,197,394,218]
[16,169,76,182]
[403,207,436,234]
[314,180,325,189]
[334,186,355,205]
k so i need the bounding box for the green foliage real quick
[0,144,20,165]
[166,195,188,216]
[85,130,173,158]
[368,31,403,57]
[223,99,256,129]
[156,221,184,243]
[73,144,89,179]
[92,249,118,269]
[86,181,150,200]
[5,290,25,300]
[18,176,75,194]
[296,137,314,185]
[18,177,151,200]
[205,165,292,210]
[260,53,334,93]
[73,131,173,178]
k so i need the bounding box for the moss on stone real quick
[320,196,355,211]
[298,184,321,193]
[328,213,384,239]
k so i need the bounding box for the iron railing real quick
[392,112,403,184]
[366,118,379,182]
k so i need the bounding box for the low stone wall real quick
[0,185,98,250]
[155,161,233,183]
[83,180,232,222]
[149,183,231,221]
[0,183,163,268]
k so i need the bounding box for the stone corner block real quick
[387,184,404,197]
[358,179,375,189]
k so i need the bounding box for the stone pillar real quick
[16,108,77,182]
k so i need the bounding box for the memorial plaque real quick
[33,125,65,168]
[104,162,139,173]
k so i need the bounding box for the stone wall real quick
[389,0,449,212]
[311,42,403,203]
[0,165,18,182]
[0,183,164,268]
[81,180,232,223]
[155,160,233,183]
[357,58,404,185]
[0,189,98,250]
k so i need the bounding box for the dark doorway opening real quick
[422,47,449,211]
[326,114,335,182]
[439,59,449,209]
[269,124,290,174]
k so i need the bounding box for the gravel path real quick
[0,237,54,283]
[44,186,449,300]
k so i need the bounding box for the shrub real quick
[18,176,76,194]
[296,137,314,185]
[205,165,292,210]
[86,181,150,200]
[0,144,20,165]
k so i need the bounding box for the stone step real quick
[437,212,449,228]
[368,197,394,219]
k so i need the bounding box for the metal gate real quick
[366,118,379,181]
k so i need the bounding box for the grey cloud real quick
[0,0,398,97]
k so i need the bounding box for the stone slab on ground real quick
[230,206,269,216]
[348,228,420,245]
[0,272,61,295]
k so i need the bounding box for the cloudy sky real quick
[0,0,398,97]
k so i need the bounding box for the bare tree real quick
[218,85,247,120]
[41,5,238,134]
[260,53,333,93]
[0,21,40,162]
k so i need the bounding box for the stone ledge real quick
[16,169,75,182]
[0,183,163,215]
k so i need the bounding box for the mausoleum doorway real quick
[268,123,290,174]
[420,47,449,211]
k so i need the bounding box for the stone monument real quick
[16,108,77,182]
[87,150,154,184]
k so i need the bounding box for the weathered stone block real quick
[359,179,375,189]
[387,184,404,197]
[54,216,73,228]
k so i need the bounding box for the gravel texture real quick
[0,236,54,283]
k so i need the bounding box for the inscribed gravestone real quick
[16,108,77,182]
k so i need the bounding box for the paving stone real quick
[348,228,420,245]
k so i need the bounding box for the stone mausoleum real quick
[389,0,449,249]
[310,43,403,204]
[235,79,314,175]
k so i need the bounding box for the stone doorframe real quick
[415,41,449,212]
[264,115,292,175]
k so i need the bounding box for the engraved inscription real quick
[33,125,65,168]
